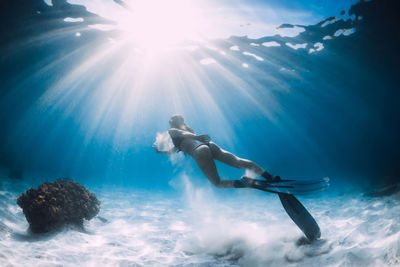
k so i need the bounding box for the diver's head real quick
[169,114,195,133]
[169,114,184,128]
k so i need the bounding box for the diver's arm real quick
[153,145,178,155]
[168,129,211,143]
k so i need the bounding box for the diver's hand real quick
[152,144,160,153]
[197,134,211,144]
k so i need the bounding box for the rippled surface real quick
[1,176,399,266]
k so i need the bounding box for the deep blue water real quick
[0,0,399,266]
[1,0,399,191]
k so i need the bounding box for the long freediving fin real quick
[252,184,328,195]
[244,177,329,195]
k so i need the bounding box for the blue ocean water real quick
[0,0,399,266]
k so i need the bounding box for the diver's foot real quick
[233,176,257,188]
[261,171,273,180]
[270,176,281,183]
[240,176,257,187]
[261,171,281,183]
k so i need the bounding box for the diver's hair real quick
[170,114,195,134]
[181,123,195,134]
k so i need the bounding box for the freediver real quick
[153,114,323,241]
[153,114,280,188]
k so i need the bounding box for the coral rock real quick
[17,179,100,233]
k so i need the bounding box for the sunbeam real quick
[116,0,206,51]
[6,0,369,176]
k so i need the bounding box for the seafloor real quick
[1,175,399,267]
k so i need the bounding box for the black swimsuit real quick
[170,134,206,154]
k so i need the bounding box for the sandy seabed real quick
[0,177,399,267]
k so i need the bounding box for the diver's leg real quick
[209,142,275,180]
[208,142,264,174]
[193,145,245,188]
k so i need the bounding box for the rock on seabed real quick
[17,179,100,233]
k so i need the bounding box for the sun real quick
[116,0,206,51]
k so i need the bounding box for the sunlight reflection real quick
[64,17,84,23]
[285,42,308,50]
[262,41,280,47]
[243,51,264,61]
[113,0,207,51]
[200,58,217,65]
